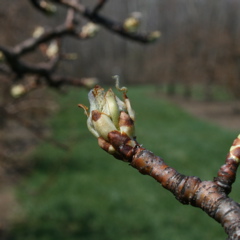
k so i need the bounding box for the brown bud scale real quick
[119,111,134,127]
[92,110,102,121]
[98,137,112,152]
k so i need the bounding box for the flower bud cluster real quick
[79,80,136,158]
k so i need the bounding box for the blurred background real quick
[0,0,240,239]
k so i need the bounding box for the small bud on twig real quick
[40,0,57,14]
[229,134,240,163]
[147,31,161,42]
[123,12,142,33]
[32,26,45,38]
[80,22,100,39]
[10,84,26,98]
[45,40,59,59]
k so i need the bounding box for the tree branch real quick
[80,84,240,240]
[32,0,160,44]
[0,9,92,88]
[92,0,108,15]
[0,0,159,92]
[105,131,240,239]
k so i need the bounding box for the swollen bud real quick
[123,12,141,33]
[148,31,161,42]
[80,23,99,39]
[32,26,45,38]
[11,84,26,98]
[40,0,57,14]
[79,78,136,158]
[229,135,240,163]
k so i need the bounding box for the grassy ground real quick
[10,85,239,240]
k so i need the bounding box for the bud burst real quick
[79,81,136,155]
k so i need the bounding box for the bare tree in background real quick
[0,0,159,163]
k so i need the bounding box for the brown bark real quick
[104,131,240,240]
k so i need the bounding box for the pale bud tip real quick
[148,31,161,42]
[11,85,26,98]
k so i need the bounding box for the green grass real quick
[10,85,239,240]
[159,83,234,101]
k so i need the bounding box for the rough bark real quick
[104,131,240,240]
